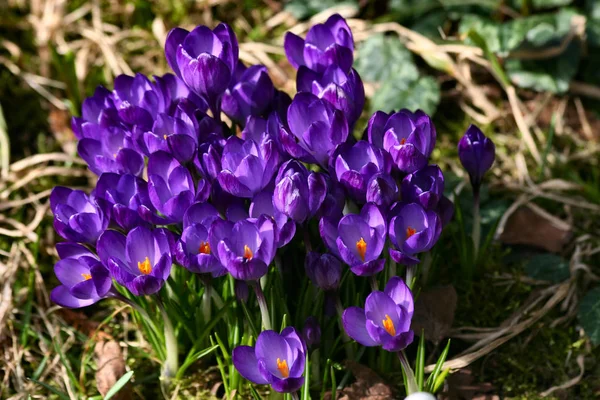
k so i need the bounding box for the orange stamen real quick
[137,256,152,275]
[406,226,416,239]
[199,241,211,255]
[356,237,367,262]
[243,245,253,260]
[81,273,92,281]
[400,138,407,145]
[276,358,290,378]
[163,134,168,140]
[382,314,396,336]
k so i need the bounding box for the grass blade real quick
[28,378,70,400]
[103,370,134,400]
[415,330,425,390]
[425,339,451,392]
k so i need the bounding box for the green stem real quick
[406,265,416,289]
[155,296,179,382]
[201,280,212,322]
[472,185,481,262]
[252,281,272,330]
[398,351,418,395]
[334,294,353,359]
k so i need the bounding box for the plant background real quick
[1,0,600,398]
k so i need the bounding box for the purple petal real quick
[342,307,378,346]
[233,346,269,384]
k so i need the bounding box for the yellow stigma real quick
[243,245,253,260]
[400,138,407,145]
[81,273,92,281]
[137,256,152,275]
[163,134,168,140]
[276,358,290,378]
[356,237,367,262]
[406,226,416,239]
[382,314,396,336]
[199,241,211,255]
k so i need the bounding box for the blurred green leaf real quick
[355,34,440,114]
[578,287,600,346]
[284,0,357,20]
[103,371,134,400]
[525,253,570,283]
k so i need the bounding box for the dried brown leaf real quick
[411,285,457,344]
[94,340,129,399]
[498,205,571,253]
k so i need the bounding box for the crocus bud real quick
[457,124,495,188]
[302,316,321,348]
[235,280,249,303]
[366,173,399,210]
[305,252,342,291]
[221,65,275,125]
[401,165,445,210]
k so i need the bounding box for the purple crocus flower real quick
[297,65,365,127]
[336,203,386,276]
[400,165,445,210]
[366,173,399,210]
[50,243,113,308]
[388,202,442,265]
[147,151,209,223]
[97,227,174,296]
[305,252,342,291]
[283,93,348,166]
[165,23,239,113]
[319,216,342,259]
[302,316,321,348]
[343,277,414,352]
[284,13,354,74]
[95,173,154,231]
[458,124,495,188]
[316,177,346,220]
[175,202,226,277]
[50,187,109,244]
[221,65,275,124]
[273,160,326,223]
[112,73,172,128]
[217,136,281,198]
[250,191,296,248]
[333,140,392,203]
[233,328,306,393]
[366,110,436,173]
[195,142,222,183]
[211,216,276,280]
[78,126,144,177]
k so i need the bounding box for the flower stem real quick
[406,265,416,289]
[398,351,418,395]
[370,275,378,291]
[155,296,179,382]
[334,294,354,359]
[201,279,212,322]
[291,392,300,400]
[472,185,481,262]
[251,281,272,330]
[303,224,312,252]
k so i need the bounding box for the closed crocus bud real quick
[302,316,321,348]
[233,328,306,393]
[50,187,109,244]
[282,92,348,167]
[95,173,154,231]
[370,110,436,173]
[343,277,414,352]
[97,227,174,296]
[222,65,275,125]
[336,203,387,276]
[305,252,342,291]
[284,13,354,74]
[401,165,445,210]
[217,136,281,198]
[457,124,495,188]
[50,243,114,308]
[195,142,222,182]
[334,141,392,203]
[297,65,365,127]
[165,23,239,113]
[366,173,399,210]
[388,203,442,265]
[235,280,249,303]
[273,160,327,223]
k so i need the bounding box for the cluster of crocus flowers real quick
[48,12,496,397]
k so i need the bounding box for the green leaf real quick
[415,331,426,390]
[103,371,134,400]
[425,339,450,392]
[579,287,600,346]
[284,0,357,20]
[176,345,219,380]
[28,378,70,400]
[355,34,440,115]
[525,253,570,283]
